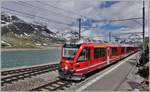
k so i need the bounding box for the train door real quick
[121,47,125,57]
[74,47,90,74]
[111,47,118,62]
[118,46,122,59]
[89,47,106,71]
[106,47,110,64]
[125,47,127,57]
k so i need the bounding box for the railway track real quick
[1,52,140,91]
[1,64,59,86]
[30,79,75,91]
[1,64,59,76]
[29,53,137,91]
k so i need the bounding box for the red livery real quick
[59,43,139,80]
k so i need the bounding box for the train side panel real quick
[87,46,107,73]
[59,43,138,80]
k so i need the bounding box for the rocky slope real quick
[1,12,68,48]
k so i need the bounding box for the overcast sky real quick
[1,0,149,41]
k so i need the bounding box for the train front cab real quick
[59,44,91,80]
[59,44,108,81]
[72,46,91,80]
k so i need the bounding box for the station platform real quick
[69,52,143,91]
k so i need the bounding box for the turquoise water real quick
[1,49,61,69]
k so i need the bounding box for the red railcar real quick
[59,43,138,80]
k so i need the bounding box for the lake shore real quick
[1,46,62,52]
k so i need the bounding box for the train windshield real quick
[63,48,78,60]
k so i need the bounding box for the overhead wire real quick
[112,32,143,35]
[8,1,143,30]
[81,17,143,40]
[36,1,84,18]
[17,1,76,20]
[93,17,142,22]
[2,1,144,41]
[2,10,76,34]
[36,1,99,20]
[2,7,72,26]
[2,10,35,20]
[36,1,144,24]
[15,1,79,32]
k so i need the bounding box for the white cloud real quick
[1,0,149,41]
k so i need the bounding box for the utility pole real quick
[142,0,145,64]
[78,18,81,40]
[109,32,111,42]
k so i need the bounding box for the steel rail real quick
[1,64,59,86]
[2,64,59,76]
[30,79,74,91]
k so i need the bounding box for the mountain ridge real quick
[1,12,79,48]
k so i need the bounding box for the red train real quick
[59,43,139,80]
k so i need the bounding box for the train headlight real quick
[64,65,68,70]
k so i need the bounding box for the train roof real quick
[67,38,136,48]
[80,43,135,47]
[63,43,136,48]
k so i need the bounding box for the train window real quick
[127,47,129,52]
[77,48,90,62]
[94,48,106,58]
[121,48,125,53]
[63,48,78,60]
[127,47,132,52]
[112,47,117,55]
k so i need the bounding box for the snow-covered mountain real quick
[1,12,66,47]
[1,12,98,48]
[56,30,79,41]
